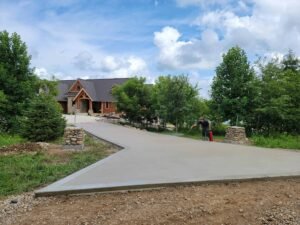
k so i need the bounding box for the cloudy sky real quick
[1,0,299,98]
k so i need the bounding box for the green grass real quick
[250,134,300,150]
[151,129,225,142]
[0,133,25,147]
[151,128,299,149]
[0,134,112,196]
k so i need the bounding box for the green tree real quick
[282,50,300,72]
[112,77,153,126]
[37,78,59,97]
[211,46,257,127]
[254,51,300,134]
[0,90,8,132]
[0,31,38,131]
[21,94,66,141]
[153,75,199,132]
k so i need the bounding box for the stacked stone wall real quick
[64,127,84,150]
[225,126,249,144]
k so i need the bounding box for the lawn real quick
[250,134,300,150]
[152,129,225,142]
[0,134,114,196]
[150,129,299,150]
[0,133,25,147]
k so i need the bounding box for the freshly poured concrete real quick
[36,116,300,196]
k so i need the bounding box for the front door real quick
[80,99,89,113]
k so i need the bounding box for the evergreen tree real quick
[0,31,38,131]
[21,95,66,141]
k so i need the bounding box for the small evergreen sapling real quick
[22,95,66,141]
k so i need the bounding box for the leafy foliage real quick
[253,51,300,134]
[0,31,38,132]
[0,90,8,132]
[113,75,208,131]
[153,75,201,131]
[21,95,66,141]
[211,46,257,127]
[112,77,154,126]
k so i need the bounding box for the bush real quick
[21,95,66,141]
[212,123,228,136]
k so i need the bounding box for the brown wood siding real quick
[102,102,117,114]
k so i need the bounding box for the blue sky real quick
[1,0,299,98]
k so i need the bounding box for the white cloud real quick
[195,0,300,54]
[34,67,51,80]
[100,56,148,78]
[154,26,223,70]
[154,0,300,98]
[176,0,231,7]
[0,0,150,81]
[156,0,300,72]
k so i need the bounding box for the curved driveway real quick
[36,116,300,196]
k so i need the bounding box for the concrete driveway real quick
[36,115,300,196]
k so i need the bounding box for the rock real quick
[63,127,84,150]
[10,199,18,204]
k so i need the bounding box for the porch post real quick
[77,99,80,110]
[89,100,92,111]
[101,102,104,114]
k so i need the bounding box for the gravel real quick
[0,178,299,225]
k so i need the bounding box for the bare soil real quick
[0,143,43,155]
[1,178,299,225]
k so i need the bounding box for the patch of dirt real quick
[1,178,299,225]
[0,143,43,155]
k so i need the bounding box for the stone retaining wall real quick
[224,126,249,144]
[64,127,84,150]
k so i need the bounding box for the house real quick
[57,78,128,114]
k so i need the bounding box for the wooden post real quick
[101,102,104,114]
[89,100,92,111]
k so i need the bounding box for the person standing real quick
[191,117,210,140]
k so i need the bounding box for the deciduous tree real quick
[153,75,199,131]
[112,77,153,126]
[211,46,257,127]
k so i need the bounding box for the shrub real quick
[21,95,66,141]
[212,123,228,136]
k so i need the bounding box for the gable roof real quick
[73,88,94,101]
[57,78,128,102]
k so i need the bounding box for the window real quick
[77,85,80,91]
[106,102,109,108]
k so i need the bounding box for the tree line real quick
[1,30,298,137]
[112,75,209,132]
[211,47,299,135]
[113,47,300,135]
